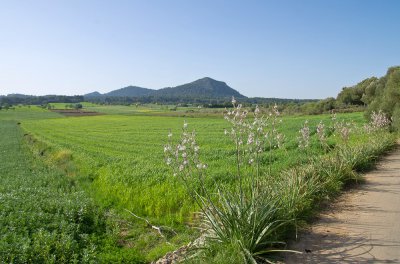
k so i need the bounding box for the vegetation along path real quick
[284,142,400,263]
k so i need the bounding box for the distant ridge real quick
[84,77,246,99]
[105,86,154,97]
[154,77,245,98]
[84,91,102,97]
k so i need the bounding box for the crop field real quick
[49,102,221,117]
[0,105,62,120]
[20,111,361,217]
[0,120,101,262]
[1,105,395,262]
[0,108,148,263]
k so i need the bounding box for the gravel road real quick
[284,143,400,263]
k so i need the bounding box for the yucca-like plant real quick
[198,189,293,263]
[163,103,397,263]
[164,98,296,263]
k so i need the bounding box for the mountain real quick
[153,77,245,98]
[6,93,32,98]
[105,86,154,97]
[84,77,246,99]
[84,91,102,97]
[84,86,153,97]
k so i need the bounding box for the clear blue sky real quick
[1,0,399,99]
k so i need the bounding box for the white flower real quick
[247,133,254,145]
[178,145,186,151]
[183,121,188,129]
[164,145,171,153]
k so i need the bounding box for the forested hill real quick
[105,86,154,97]
[153,77,245,98]
[84,77,246,99]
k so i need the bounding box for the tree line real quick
[334,66,400,129]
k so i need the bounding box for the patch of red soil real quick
[50,109,103,116]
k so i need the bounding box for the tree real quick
[337,77,378,106]
[74,103,83,110]
[364,66,400,130]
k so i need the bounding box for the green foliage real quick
[392,107,400,131]
[0,95,83,106]
[163,104,396,263]
[365,66,400,130]
[0,119,146,263]
[2,104,396,262]
[198,189,291,263]
[0,121,102,263]
[74,103,83,110]
[0,105,62,120]
[337,77,377,106]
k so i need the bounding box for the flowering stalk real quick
[223,97,250,201]
[364,110,391,133]
[316,121,328,151]
[334,120,353,145]
[164,121,207,195]
[298,120,310,149]
[224,98,284,196]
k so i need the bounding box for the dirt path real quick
[284,143,400,263]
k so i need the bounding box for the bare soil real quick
[283,143,400,263]
[50,109,103,116]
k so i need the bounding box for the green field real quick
[0,120,103,262]
[19,111,362,219]
[48,102,220,117]
[0,104,395,262]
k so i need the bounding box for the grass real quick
[181,131,395,263]
[19,113,361,216]
[0,111,146,263]
[1,105,396,262]
[171,106,396,263]
[18,109,370,258]
[83,104,229,117]
[0,105,62,120]
[0,120,100,263]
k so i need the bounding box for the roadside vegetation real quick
[163,100,395,263]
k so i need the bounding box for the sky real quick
[1,0,399,99]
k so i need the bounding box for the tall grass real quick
[164,103,396,263]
